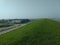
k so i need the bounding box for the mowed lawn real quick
[0,19,60,45]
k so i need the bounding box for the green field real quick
[0,19,60,45]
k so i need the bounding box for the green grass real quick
[0,19,60,45]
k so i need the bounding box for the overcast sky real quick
[0,0,60,19]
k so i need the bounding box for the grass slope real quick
[0,19,60,45]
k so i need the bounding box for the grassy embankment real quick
[0,19,60,45]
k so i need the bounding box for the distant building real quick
[0,19,30,24]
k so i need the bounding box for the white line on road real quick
[0,24,28,35]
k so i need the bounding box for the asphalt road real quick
[0,23,28,35]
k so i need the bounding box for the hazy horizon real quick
[0,0,60,19]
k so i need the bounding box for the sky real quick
[0,0,60,19]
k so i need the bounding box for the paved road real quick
[0,23,28,35]
[0,24,20,31]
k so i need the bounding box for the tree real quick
[21,19,30,23]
